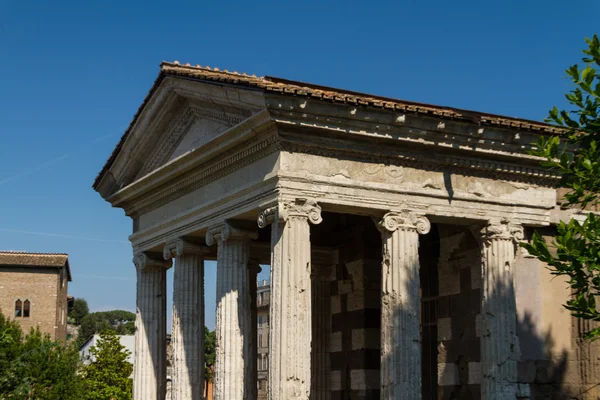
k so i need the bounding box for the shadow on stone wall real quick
[517,311,569,399]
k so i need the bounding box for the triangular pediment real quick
[135,102,250,180]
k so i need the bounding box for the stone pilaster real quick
[376,211,430,400]
[480,219,523,400]
[133,252,170,400]
[311,265,331,400]
[258,198,323,400]
[164,238,209,400]
[206,222,258,400]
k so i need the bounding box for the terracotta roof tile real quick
[0,251,68,267]
[93,61,567,189]
[0,251,72,281]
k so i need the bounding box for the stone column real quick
[480,219,523,400]
[133,252,170,400]
[376,211,430,400]
[311,265,331,400]
[164,238,209,400]
[206,222,258,400]
[258,198,323,400]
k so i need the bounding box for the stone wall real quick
[435,225,482,400]
[516,229,600,400]
[327,221,382,400]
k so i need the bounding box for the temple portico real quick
[95,63,600,399]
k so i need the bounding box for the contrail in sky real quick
[0,229,130,244]
[0,131,120,187]
[76,274,135,282]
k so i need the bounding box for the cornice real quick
[107,110,276,215]
[130,181,279,251]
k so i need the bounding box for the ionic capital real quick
[481,218,524,244]
[163,238,209,260]
[205,221,258,246]
[257,198,323,228]
[133,251,171,271]
[376,211,431,234]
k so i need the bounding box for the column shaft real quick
[171,253,205,400]
[481,221,523,399]
[133,262,167,400]
[269,216,313,399]
[377,212,430,400]
[212,235,253,400]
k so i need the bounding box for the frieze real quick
[279,141,559,186]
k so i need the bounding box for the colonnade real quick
[132,199,524,400]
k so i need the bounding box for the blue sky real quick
[0,0,596,330]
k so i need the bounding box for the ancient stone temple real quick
[93,62,599,400]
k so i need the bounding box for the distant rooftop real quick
[0,251,72,281]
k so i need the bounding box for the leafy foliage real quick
[204,327,216,398]
[81,330,133,400]
[78,310,135,349]
[0,311,84,400]
[522,34,600,339]
[68,298,89,325]
[204,327,216,382]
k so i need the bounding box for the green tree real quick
[0,311,84,400]
[69,298,89,325]
[81,330,133,400]
[523,34,600,339]
[204,326,216,397]
[78,310,135,349]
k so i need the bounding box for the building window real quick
[259,334,263,348]
[23,300,30,318]
[258,315,263,326]
[15,300,22,317]
[267,315,269,325]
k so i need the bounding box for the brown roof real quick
[0,251,72,281]
[93,61,566,189]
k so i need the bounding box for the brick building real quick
[0,251,72,341]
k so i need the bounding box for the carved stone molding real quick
[133,251,171,270]
[205,222,258,246]
[257,198,323,228]
[257,206,277,228]
[481,218,524,244]
[376,211,431,234]
[279,140,560,186]
[163,238,209,259]
[127,129,279,217]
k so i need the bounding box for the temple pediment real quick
[134,102,251,181]
[95,74,265,198]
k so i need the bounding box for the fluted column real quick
[133,252,170,400]
[164,238,209,400]
[258,198,323,400]
[311,265,331,400]
[207,222,258,400]
[376,211,430,400]
[480,219,523,399]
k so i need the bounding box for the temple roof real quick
[94,61,565,189]
[0,251,72,281]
